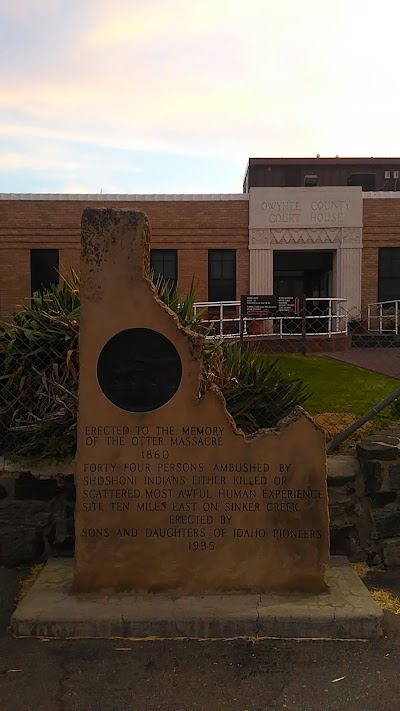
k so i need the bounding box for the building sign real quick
[241,295,302,317]
[249,187,363,229]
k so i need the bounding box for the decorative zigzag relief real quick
[249,227,362,248]
[270,228,341,244]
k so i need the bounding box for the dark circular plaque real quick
[97,328,182,412]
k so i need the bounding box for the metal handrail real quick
[367,300,400,334]
[194,298,348,340]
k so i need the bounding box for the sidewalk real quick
[327,347,400,379]
[1,566,400,711]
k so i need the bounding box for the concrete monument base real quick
[11,557,382,640]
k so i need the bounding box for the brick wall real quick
[1,195,400,318]
[362,198,400,311]
[0,199,249,316]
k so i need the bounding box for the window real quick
[208,250,236,302]
[347,173,376,191]
[150,249,177,288]
[378,248,400,302]
[30,249,59,296]
[284,166,301,187]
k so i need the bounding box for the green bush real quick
[0,272,310,461]
[0,271,79,460]
[203,343,310,433]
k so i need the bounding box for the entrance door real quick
[274,271,304,298]
[273,251,333,299]
[304,269,329,299]
[273,251,334,334]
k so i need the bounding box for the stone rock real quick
[372,510,400,539]
[0,527,43,566]
[0,500,52,566]
[354,503,363,516]
[0,500,52,527]
[383,538,400,566]
[330,524,363,560]
[367,433,400,445]
[357,436,400,461]
[2,457,73,478]
[49,496,75,554]
[15,472,57,500]
[370,491,397,507]
[60,474,76,502]
[389,463,400,490]
[327,456,359,486]
[328,484,357,522]
[367,552,382,566]
[0,474,16,498]
[360,459,383,494]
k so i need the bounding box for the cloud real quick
[0,150,79,172]
[1,0,400,194]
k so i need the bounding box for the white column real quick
[249,229,273,294]
[338,247,362,314]
[250,249,273,294]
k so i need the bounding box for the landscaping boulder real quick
[357,435,400,461]
[371,510,400,540]
[329,523,364,561]
[327,456,359,486]
[15,472,58,500]
[0,500,52,566]
[383,538,400,566]
[389,463,400,490]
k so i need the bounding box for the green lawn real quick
[268,354,400,416]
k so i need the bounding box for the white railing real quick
[193,298,348,339]
[367,301,400,334]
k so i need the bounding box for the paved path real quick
[1,567,400,711]
[327,348,400,379]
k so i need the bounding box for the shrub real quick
[203,343,310,433]
[0,273,310,461]
[0,271,79,459]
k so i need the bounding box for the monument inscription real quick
[74,208,329,593]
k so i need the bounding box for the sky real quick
[1,0,400,194]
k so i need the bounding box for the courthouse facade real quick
[0,157,400,318]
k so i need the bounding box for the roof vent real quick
[304,174,318,187]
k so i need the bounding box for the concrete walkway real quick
[11,557,383,640]
[1,566,400,711]
[327,347,400,379]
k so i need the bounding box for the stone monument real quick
[11,208,383,640]
[74,208,329,594]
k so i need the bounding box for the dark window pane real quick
[208,250,236,301]
[30,249,59,296]
[347,173,376,191]
[210,261,222,279]
[150,249,177,287]
[378,248,400,302]
[284,167,301,187]
[222,257,234,279]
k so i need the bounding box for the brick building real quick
[0,157,399,318]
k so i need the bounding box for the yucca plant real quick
[0,269,80,459]
[0,271,311,460]
[153,275,210,335]
[203,343,311,432]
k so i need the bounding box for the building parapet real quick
[0,193,249,202]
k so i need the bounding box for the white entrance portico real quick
[249,187,363,313]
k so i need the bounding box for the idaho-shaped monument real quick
[74,208,329,594]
